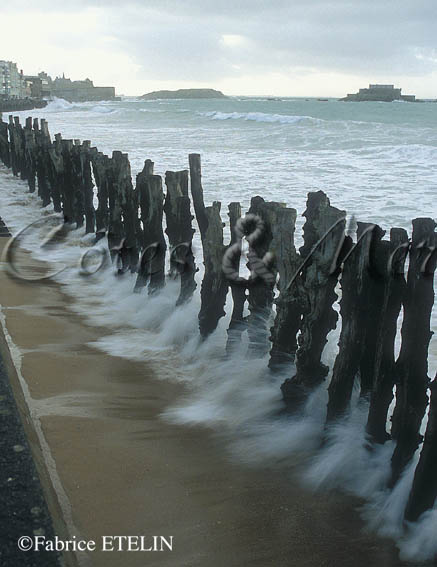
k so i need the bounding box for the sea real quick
[0,96,436,562]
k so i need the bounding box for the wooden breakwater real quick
[0,113,436,528]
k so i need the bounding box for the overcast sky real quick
[1,0,436,97]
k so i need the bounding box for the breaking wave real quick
[198,110,320,125]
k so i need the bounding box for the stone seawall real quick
[0,99,47,113]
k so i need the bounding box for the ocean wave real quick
[43,98,117,114]
[43,97,77,112]
[198,110,320,125]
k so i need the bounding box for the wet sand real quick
[0,237,415,567]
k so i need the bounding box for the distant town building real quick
[1,61,116,102]
[341,84,416,102]
[0,61,26,98]
[48,73,116,102]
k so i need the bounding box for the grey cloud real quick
[4,0,437,81]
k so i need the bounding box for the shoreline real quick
[0,236,418,567]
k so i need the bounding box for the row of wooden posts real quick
[0,112,436,525]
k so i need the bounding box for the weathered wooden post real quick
[14,117,27,180]
[245,197,278,357]
[59,138,75,222]
[268,205,301,371]
[33,118,52,207]
[281,191,345,405]
[134,159,154,247]
[71,139,85,228]
[8,116,19,176]
[189,153,228,339]
[0,115,11,168]
[42,122,62,212]
[405,375,437,522]
[80,141,95,234]
[326,223,384,422]
[164,170,197,305]
[91,150,111,232]
[390,218,436,486]
[225,201,247,354]
[106,151,137,270]
[135,162,166,291]
[365,228,409,443]
[23,117,36,193]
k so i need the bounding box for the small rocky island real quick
[340,84,416,102]
[141,88,227,100]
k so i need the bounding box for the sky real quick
[1,0,437,97]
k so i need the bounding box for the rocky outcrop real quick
[141,89,227,100]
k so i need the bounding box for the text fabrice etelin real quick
[18,535,173,553]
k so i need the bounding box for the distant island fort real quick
[341,84,416,102]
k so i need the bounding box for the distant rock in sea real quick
[141,88,227,100]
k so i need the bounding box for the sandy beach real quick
[0,236,418,567]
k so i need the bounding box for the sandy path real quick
[0,237,412,567]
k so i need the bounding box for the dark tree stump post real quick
[71,140,85,227]
[23,117,36,193]
[366,228,409,443]
[14,117,26,180]
[189,153,228,339]
[59,138,75,223]
[225,201,247,354]
[281,191,345,405]
[268,205,301,371]
[0,115,10,168]
[43,124,62,213]
[405,375,437,522]
[33,118,52,208]
[8,116,19,176]
[390,218,436,486]
[246,197,279,357]
[135,164,166,292]
[326,223,385,422]
[91,151,111,232]
[80,141,96,234]
[134,159,154,247]
[164,170,197,305]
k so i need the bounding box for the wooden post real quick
[8,116,19,176]
[189,153,228,338]
[0,115,10,168]
[405,376,437,522]
[326,223,385,422]
[365,228,409,443]
[390,218,436,486]
[246,196,279,357]
[281,191,345,405]
[135,163,166,292]
[23,117,36,193]
[91,151,111,232]
[268,205,300,371]
[43,122,62,213]
[59,138,75,223]
[225,201,247,354]
[71,140,85,227]
[14,116,26,180]
[164,170,197,304]
[33,118,52,208]
[80,141,96,234]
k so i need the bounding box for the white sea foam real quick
[198,110,318,124]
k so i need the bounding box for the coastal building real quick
[49,73,116,102]
[0,61,26,98]
[1,62,116,102]
[341,84,416,102]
